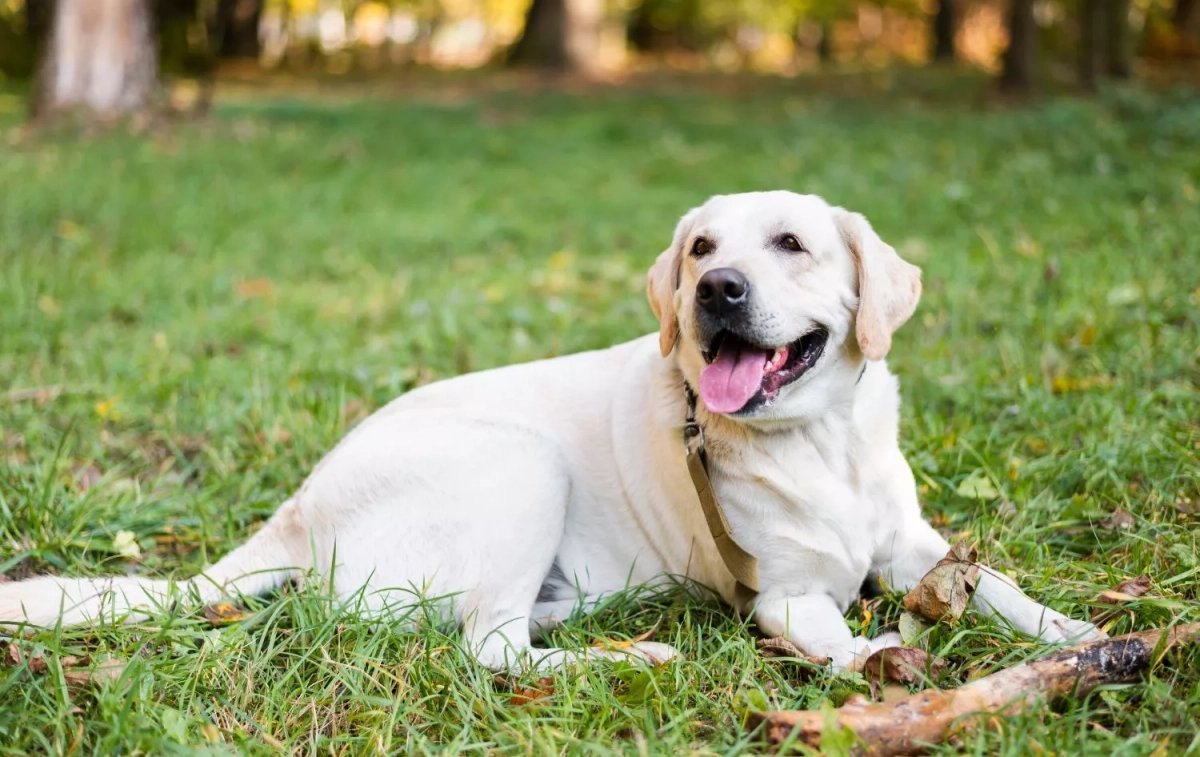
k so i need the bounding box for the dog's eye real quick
[691,237,713,257]
[777,234,806,253]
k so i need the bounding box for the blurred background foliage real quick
[0,0,1196,103]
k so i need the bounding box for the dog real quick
[0,191,1100,672]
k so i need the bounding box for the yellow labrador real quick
[0,191,1100,671]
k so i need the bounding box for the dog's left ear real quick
[647,208,699,357]
[834,208,922,361]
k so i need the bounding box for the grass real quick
[0,71,1198,756]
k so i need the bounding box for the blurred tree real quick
[158,0,218,76]
[1172,0,1198,45]
[26,0,54,47]
[1079,0,1102,88]
[213,0,264,59]
[0,0,53,78]
[931,0,955,62]
[627,0,708,53]
[817,20,833,62]
[509,0,603,70]
[1081,0,1132,87]
[999,0,1035,91]
[1104,0,1131,77]
[31,0,158,119]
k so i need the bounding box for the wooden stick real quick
[752,623,1200,756]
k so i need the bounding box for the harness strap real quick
[683,386,760,609]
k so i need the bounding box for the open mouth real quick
[697,328,829,414]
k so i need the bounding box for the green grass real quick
[0,72,1198,756]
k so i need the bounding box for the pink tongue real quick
[699,341,770,414]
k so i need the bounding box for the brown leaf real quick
[1098,575,1152,604]
[5,643,21,667]
[2,385,63,404]
[27,654,48,674]
[1092,575,1154,621]
[756,636,832,667]
[234,278,274,299]
[1101,509,1135,530]
[72,464,103,492]
[63,658,125,687]
[509,677,555,706]
[902,542,980,623]
[202,603,252,625]
[862,647,948,687]
[342,399,370,426]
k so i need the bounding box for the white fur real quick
[0,191,1099,672]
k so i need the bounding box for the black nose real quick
[696,268,750,314]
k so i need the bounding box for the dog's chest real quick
[711,422,898,601]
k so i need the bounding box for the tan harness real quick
[682,365,867,609]
[682,386,760,609]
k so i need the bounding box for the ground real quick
[0,71,1197,756]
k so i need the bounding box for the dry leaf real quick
[898,612,929,648]
[63,658,125,687]
[112,531,141,559]
[508,677,555,706]
[27,653,48,674]
[2,386,63,404]
[1092,575,1153,621]
[72,464,103,492]
[6,645,95,676]
[94,397,121,421]
[343,399,370,426]
[863,647,947,686]
[1052,375,1113,394]
[1098,575,1151,604]
[234,278,274,299]
[1101,509,1135,530]
[955,472,999,500]
[202,603,252,625]
[903,543,980,623]
[37,295,61,317]
[757,636,832,666]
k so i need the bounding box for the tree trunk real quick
[213,0,263,59]
[1174,0,1200,42]
[26,0,55,46]
[32,0,158,120]
[1079,0,1103,89]
[1104,0,1132,77]
[1000,0,1036,92]
[931,0,956,62]
[817,20,834,64]
[509,0,604,71]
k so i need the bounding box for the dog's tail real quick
[0,498,309,628]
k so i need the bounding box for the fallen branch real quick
[752,623,1200,756]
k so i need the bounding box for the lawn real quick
[0,72,1197,756]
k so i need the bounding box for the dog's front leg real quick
[752,592,901,672]
[878,520,1102,643]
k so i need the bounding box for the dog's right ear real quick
[647,208,699,357]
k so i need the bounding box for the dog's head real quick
[647,191,921,421]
